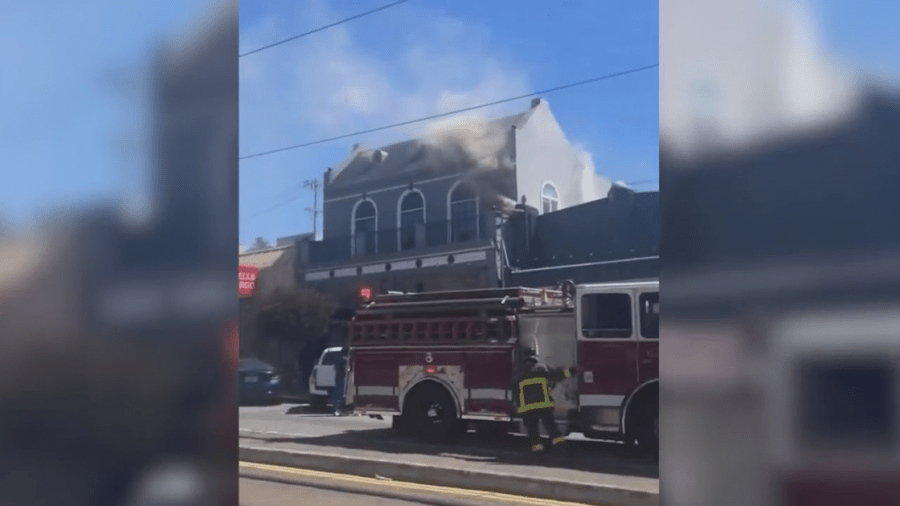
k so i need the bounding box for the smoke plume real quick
[576,148,612,202]
[419,114,516,173]
[408,114,518,210]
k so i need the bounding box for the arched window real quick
[398,191,425,251]
[449,181,478,243]
[352,199,377,256]
[541,182,559,214]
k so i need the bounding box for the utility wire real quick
[250,194,304,218]
[240,63,658,160]
[240,0,411,58]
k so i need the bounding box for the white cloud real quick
[239,0,532,152]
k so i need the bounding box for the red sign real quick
[239,264,259,296]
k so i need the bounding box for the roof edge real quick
[514,99,544,129]
[329,145,366,184]
[240,244,294,257]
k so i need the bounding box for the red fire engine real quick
[345,280,659,449]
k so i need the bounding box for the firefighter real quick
[515,348,577,453]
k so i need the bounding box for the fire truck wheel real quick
[404,382,459,444]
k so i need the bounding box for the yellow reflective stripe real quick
[531,444,544,452]
[520,377,548,387]
[551,436,566,445]
[517,377,555,413]
[519,378,550,406]
[563,368,571,379]
[517,400,554,413]
[519,376,548,403]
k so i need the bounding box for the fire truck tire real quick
[403,382,459,444]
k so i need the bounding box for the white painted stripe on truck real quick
[579,394,625,407]
[468,388,509,400]
[356,386,396,397]
[462,414,512,422]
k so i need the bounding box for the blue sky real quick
[239,0,660,245]
[1,1,896,240]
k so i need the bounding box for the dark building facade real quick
[505,186,659,287]
[295,99,613,329]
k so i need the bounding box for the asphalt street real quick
[239,462,597,506]
[240,476,424,506]
[239,402,659,489]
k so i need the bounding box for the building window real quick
[352,199,377,256]
[398,191,425,251]
[541,182,559,214]
[449,181,478,243]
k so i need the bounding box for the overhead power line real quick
[249,194,304,218]
[240,0,411,58]
[240,63,659,161]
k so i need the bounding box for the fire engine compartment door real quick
[518,313,579,419]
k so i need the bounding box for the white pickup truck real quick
[308,347,344,410]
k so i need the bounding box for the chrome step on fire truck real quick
[344,280,659,449]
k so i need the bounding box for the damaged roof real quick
[327,111,530,191]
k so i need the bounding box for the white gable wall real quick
[514,100,610,212]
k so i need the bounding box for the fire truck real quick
[344,280,659,449]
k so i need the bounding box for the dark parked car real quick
[238,358,281,405]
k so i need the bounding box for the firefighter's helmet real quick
[522,348,539,363]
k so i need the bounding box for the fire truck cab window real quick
[639,292,659,339]
[580,293,633,338]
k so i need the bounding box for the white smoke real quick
[495,195,519,215]
[420,114,516,173]
[575,147,611,202]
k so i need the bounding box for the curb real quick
[239,445,659,506]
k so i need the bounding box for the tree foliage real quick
[257,285,336,342]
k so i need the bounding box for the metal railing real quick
[307,217,489,264]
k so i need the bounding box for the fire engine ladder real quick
[358,287,568,315]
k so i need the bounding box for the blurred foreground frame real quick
[0,1,238,506]
[661,84,900,506]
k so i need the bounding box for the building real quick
[506,185,659,287]
[238,243,296,356]
[295,98,612,321]
[276,233,313,247]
